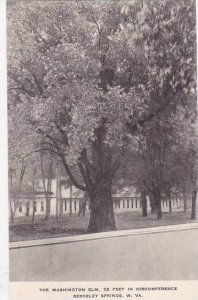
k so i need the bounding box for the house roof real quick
[20,190,54,197]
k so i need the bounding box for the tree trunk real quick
[141,189,147,217]
[169,199,172,214]
[184,196,187,212]
[191,146,197,220]
[56,168,59,219]
[69,183,72,217]
[87,178,116,233]
[26,202,30,217]
[40,154,49,219]
[45,160,53,220]
[9,197,15,223]
[191,187,197,220]
[45,188,51,220]
[166,188,172,214]
[59,200,63,217]
[155,185,162,219]
[9,172,15,223]
[40,153,53,221]
[61,125,118,233]
[148,191,157,213]
[32,167,36,223]
[157,200,162,219]
[9,164,26,223]
[183,188,187,213]
[59,181,63,217]
[32,201,35,222]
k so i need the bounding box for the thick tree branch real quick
[61,156,87,191]
[80,149,96,176]
[127,91,175,134]
[20,61,43,95]
[54,121,69,146]
[77,160,93,192]
[8,71,36,97]
[29,121,86,191]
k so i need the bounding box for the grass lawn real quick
[9,210,198,242]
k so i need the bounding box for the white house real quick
[10,178,184,219]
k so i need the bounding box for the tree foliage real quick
[8,0,197,230]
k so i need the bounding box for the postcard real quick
[1,0,198,299]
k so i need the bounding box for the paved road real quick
[10,228,198,281]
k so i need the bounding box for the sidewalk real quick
[10,222,198,249]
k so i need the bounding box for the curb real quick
[9,223,198,250]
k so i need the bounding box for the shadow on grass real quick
[9,211,197,242]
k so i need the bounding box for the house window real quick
[74,200,77,211]
[19,202,22,213]
[64,201,67,211]
[41,201,44,212]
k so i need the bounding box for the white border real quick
[0,0,9,300]
[0,1,197,300]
